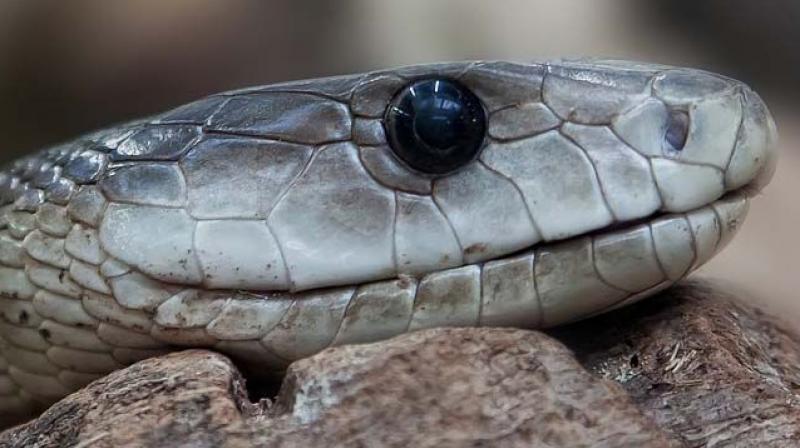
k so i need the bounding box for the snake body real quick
[0,60,778,424]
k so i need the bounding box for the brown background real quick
[1,0,797,317]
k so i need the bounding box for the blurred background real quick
[0,0,797,317]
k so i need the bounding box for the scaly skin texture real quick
[0,59,778,424]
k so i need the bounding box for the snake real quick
[0,59,778,425]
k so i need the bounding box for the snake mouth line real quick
[486,188,749,271]
[124,189,750,297]
[272,190,750,293]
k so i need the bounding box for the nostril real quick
[665,109,690,152]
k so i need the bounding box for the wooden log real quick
[2,280,798,447]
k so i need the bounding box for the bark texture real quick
[1,280,799,447]
[552,281,800,446]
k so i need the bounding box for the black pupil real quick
[384,78,486,174]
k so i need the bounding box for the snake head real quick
[0,61,781,418]
[83,60,779,295]
[363,59,778,250]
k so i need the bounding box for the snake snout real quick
[727,86,779,194]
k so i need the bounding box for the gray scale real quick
[112,125,202,161]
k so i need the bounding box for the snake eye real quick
[665,109,690,152]
[384,78,486,175]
